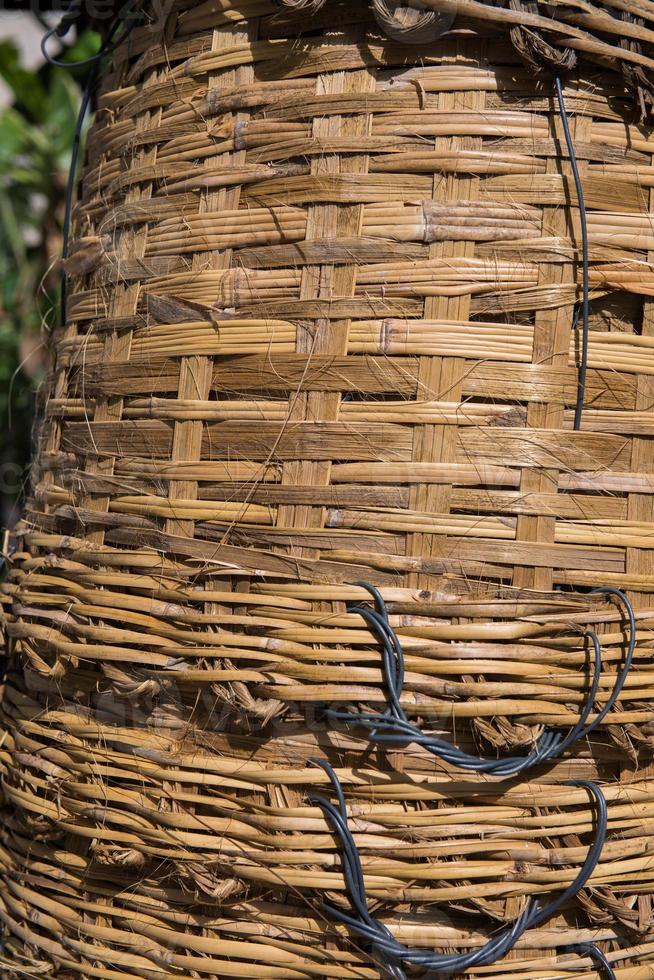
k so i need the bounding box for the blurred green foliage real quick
[0,27,100,519]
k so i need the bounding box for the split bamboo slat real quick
[3,0,654,977]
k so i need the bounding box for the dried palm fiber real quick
[3,0,654,977]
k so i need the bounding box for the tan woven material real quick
[398,0,654,117]
[2,1,654,977]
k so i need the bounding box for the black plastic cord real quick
[329,583,635,777]
[554,75,589,432]
[57,61,98,327]
[41,0,142,69]
[309,760,607,979]
[564,942,617,979]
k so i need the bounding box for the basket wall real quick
[2,1,654,977]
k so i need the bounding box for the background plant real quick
[0,26,99,526]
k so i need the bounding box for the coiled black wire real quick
[554,74,589,432]
[310,760,608,979]
[328,583,635,777]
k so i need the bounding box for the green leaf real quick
[0,108,27,169]
[0,41,46,120]
[45,71,80,157]
[58,30,102,69]
[0,193,26,264]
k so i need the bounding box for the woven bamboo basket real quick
[3,0,654,977]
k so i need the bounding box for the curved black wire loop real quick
[563,942,617,979]
[309,760,607,979]
[554,74,589,432]
[328,583,635,777]
[41,0,143,69]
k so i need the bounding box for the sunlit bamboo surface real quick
[3,0,654,976]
